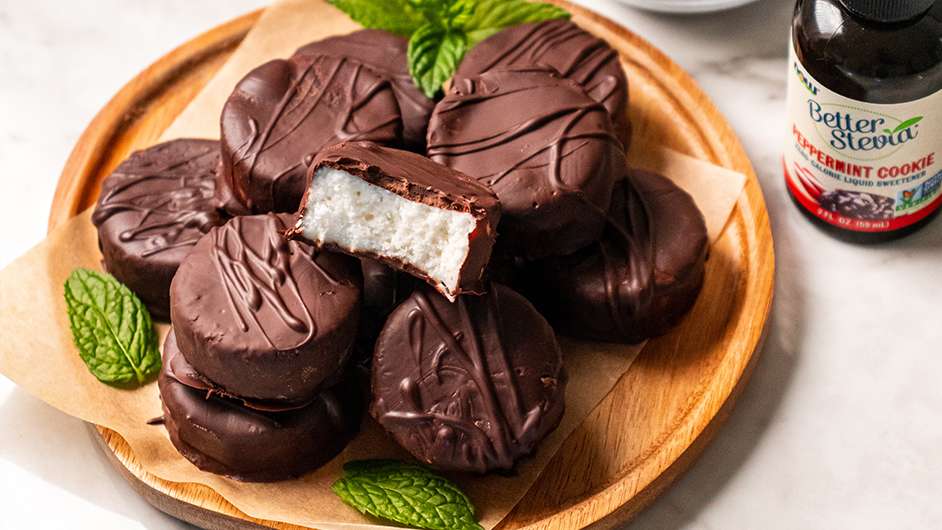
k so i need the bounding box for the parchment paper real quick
[0,1,747,528]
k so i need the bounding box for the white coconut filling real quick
[299,167,476,295]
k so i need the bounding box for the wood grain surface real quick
[48,2,775,528]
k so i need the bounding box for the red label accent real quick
[784,160,942,233]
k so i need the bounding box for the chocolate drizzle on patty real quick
[92,139,226,320]
[221,54,402,213]
[456,19,630,148]
[171,214,362,403]
[372,284,566,473]
[428,67,623,259]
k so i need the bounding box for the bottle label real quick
[784,39,942,232]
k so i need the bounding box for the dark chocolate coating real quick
[158,336,362,482]
[295,30,434,150]
[291,141,501,299]
[427,67,622,259]
[355,258,417,363]
[361,258,415,315]
[170,214,362,403]
[163,329,310,412]
[91,139,226,321]
[220,53,402,213]
[371,283,566,473]
[456,19,630,149]
[525,170,708,343]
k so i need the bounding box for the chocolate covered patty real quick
[91,139,225,320]
[158,338,362,482]
[170,214,362,404]
[295,30,434,150]
[428,67,623,259]
[372,283,566,473]
[525,170,708,344]
[220,53,402,213]
[456,19,631,148]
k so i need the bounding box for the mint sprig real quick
[64,269,160,386]
[332,459,483,530]
[408,25,469,103]
[462,0,571,43]
[328,0,570,98]
[327,0,426,36]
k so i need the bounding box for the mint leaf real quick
[463,0,570,44]
[64,269,160,386]
[328,0,425,36]
[408,24,468,98]
[412,0,473,29]
[332,459,482,530]
[328,0,570,99]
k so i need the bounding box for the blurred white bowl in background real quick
[612,0,764,14]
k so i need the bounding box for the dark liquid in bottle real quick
[787,0,942,243]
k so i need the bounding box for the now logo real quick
[794,62,818,96]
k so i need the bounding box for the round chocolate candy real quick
[91,139,226,321]
[427,67,623,259]
[170,214,362,404]
[158,333,362,482]
[524,170,708,344]
[456,19,631,149]
[371,283,566,473]
[356,258,417,351]
[220,53,402,213]
[295,30,435,150]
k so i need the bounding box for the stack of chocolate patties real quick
[91,19,709,481]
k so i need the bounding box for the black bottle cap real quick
[839,0,934,22]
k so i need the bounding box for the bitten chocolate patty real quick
[158,337,362,482]
[427,67,623,259]
[456,19,631,149]
[295,30,434,150]
[291,142,501,300]
[525,170,708,344]
[170,214,361,405]
[371,283,566,473]
[91,139,225,320]
[220,53,402,214]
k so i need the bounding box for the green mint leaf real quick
[408,24,468,98]
[410,0,472,29]
[64,269,160,386]
[332,459,483,530]
[328,0,426,36]
[893,116,923,133]
[462,0,570,45]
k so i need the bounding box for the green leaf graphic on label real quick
[64,268,160,386]
[893,116,923,133]
[332,459,483,530]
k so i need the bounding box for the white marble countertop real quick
[1,1,940,529]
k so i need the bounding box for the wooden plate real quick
[47,2,774,528]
